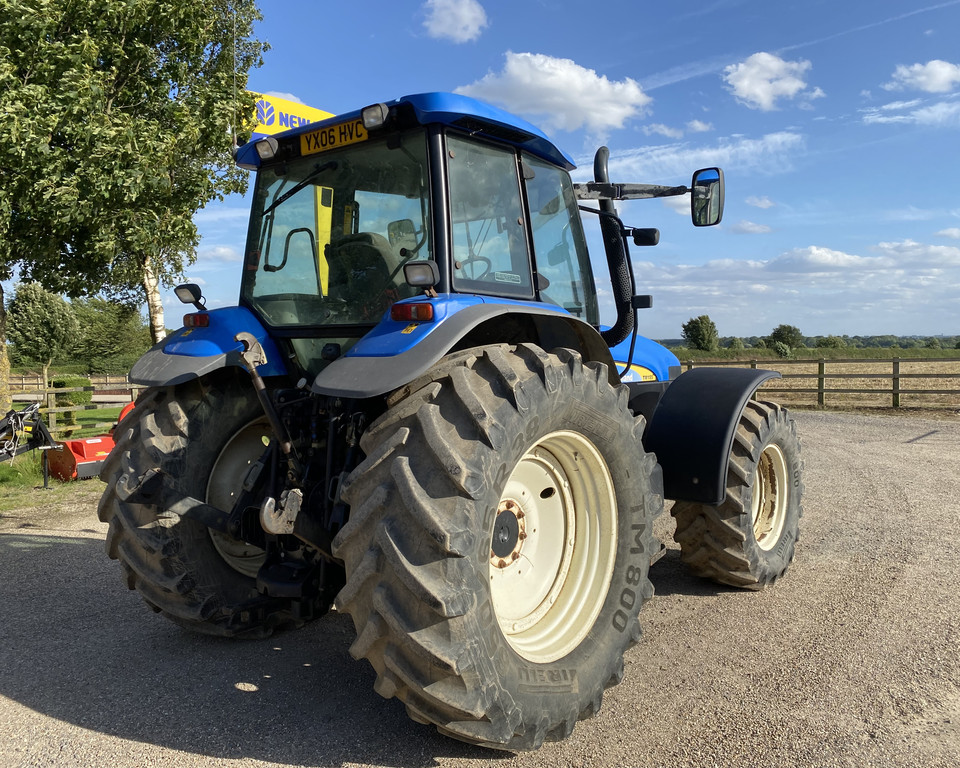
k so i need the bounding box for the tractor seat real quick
[326,232,400,320]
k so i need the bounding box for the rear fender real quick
[644,367,780,505]
[311,297,616,398]
[129,307,286,387]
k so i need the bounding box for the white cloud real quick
[195,207,250,224]
[937,228,960,239]
[455,52,651,133]
[883,60,960,93]
[617,239,960,336]
[746,195,774,209]
[422,0,488,43]
[596,131,804,182]
[264,91,304,104]
[643,123,683,139]
[686,119,713,133]
[768,246,895,272]
[731,220,771,234]
[862,98,960,126]
[722,52,824,111]
[196,245,242,264]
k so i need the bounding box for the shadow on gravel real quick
[0,531,505,767]
[647,549,739,598]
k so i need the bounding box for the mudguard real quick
[311,298,616,398]
[644,367,780,505]
[129,307,287,387]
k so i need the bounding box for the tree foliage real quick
[769,324,804,349]
[68,297,153,373]
[6,282,79,383]
[0,0,266,365]
[681,315,719,352]
[815,335,846,349]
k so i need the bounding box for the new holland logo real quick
[256,99,276,126]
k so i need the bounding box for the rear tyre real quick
[98,373,314,637]
[671,400,802,589]
[332,344,660,750]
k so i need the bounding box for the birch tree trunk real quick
[143,256,166,344]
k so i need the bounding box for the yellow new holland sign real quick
[251,92,334,139]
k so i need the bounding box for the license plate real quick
[301,119,368,155]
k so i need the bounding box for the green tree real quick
[769,324,804,349]
[926,337,942,349]
[773,341,792,359]
[0,0,266,406]
[728,337,746,351]
[681,315,720,352]
[815,335,846,349]
[69,298,153,373]
[6,283,79,385]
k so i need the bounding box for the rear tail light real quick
[183,313,210,328]
[390,303,435,322]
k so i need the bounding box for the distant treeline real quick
[662,334,959,351]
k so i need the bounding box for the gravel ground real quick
[1,410,958,768]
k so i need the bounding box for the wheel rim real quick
[207,420,270,578]
[751,442,789,551]
[489,430,617,664]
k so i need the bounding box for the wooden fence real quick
[681,357,960,409]
[11,376,142,437]
[8,358,960,438]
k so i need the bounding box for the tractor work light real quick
[174,283,205,310]
[403,260,440,287]
[361,103,389,130]
[255,136,279,160]
[390,302,434,322]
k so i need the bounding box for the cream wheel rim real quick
[752,442,789,551]
[489,430,617,663]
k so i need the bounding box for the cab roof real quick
[235,92,576,171]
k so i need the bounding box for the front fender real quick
[130,307,287,387]
[644,367,781,505]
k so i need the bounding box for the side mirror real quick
[691,167,724,227]
[388,218,417,249]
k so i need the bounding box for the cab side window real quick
[447,134,533,298]
[523,154,599,325]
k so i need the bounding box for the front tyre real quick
[671,400,803,589]
[332,344,660,750]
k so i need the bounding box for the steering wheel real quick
[456,255,492,280]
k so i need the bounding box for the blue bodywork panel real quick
[347,294,569,357]
[129,306,287,386]
[235,92,576,171]
[607,333,681,383]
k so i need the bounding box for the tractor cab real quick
[233,93,609,377]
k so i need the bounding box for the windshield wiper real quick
[262,161,338,215]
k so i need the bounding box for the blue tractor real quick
[99,93,802,751]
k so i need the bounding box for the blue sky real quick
[187,0,960,340]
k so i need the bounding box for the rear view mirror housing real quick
[691,168,724,227]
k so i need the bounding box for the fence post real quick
[892,358,900,408]
[45,382,57,434]
[818,359,825,406]
[685,360,694,371]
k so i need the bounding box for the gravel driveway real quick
[1,410,958,768]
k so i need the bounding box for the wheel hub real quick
[490,500,526,567]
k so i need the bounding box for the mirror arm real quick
[574,182,688,201]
